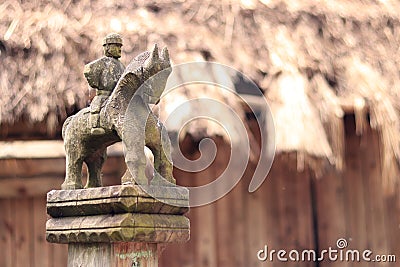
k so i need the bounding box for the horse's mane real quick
[110,51,151,98]
[105,45,170,116]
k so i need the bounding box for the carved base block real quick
[46,185,190,244]
[46,213,189,243]
[47,185,189,217]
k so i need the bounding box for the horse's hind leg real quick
[84,149,107,188]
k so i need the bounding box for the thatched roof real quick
[1,0,400,188]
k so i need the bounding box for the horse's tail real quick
[62,116,73,139]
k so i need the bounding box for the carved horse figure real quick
[61,45,174,190]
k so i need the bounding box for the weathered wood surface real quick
[0,141,125,199]
[68,243,112,267]
[15,198,33,266]
[46,185,190,243]
[47,185,189,217]
[33,197,51,267]
[0,158,125,198]
[314,116,398,267]
[2,120,400,266]
[0,176,64,198]
[0,199,13,267]
[0,196,68,267]
[68,242,162,267]
[0,157,124,179]
[46,213,190,243]
[0,140,123,159]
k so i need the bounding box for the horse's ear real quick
[151,44,159,61]
[144,44,159,70]
[161,47,169,62]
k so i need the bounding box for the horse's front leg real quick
[61,150,84,190]
[121,97,148,185]
[146,114,175,185]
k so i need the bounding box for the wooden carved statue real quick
[85,33,125,136]
[61,34,174,190]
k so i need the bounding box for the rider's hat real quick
[102,33,123,46]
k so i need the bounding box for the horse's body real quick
[61,45,174,190]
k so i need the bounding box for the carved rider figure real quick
[84,33,125,135]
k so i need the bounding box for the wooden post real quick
[45,185,190,267]
[67,243,163,266]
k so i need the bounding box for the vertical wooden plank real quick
[193,173,217,267]
[52,243,68,267]
[177,206,198,267]
[314,169,349,267]
[175,208,198,267]
[342,117,367,267]
[169,138,196,267]
[48,240,55,267]
[384,194,400,267]
[276,154,301,267]
[244,165,265,267]
[279,155,299,246]
[14,198,33,267]
[192,138,228,267]
[254,154,316,267]
[0,199,13,267]
[215,192,232,266]
[262,160,282,267]
[296,168,315,267]
[159,242,181,267]
[33,196,50,267]
[164,157,208,267]
[360,128,389,261]
[160,158,199,267]
[244,106,274,266]
[229,175,246,266]
[215,136,245,267]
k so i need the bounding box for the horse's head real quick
[109,45,172,111]
[138,44,171,104]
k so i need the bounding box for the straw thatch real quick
[1,0,400,189]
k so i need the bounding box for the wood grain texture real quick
[14,198,33,267]
[33,197,51,267]
[359,127,389,263]
[46,185,189,217]
[0,199,13,267]
[314,169,349,267]
[52,243,68,267]
[67,242,161,267]
[46,213,189,243]
[0,141,123,159]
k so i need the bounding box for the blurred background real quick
[1,0,400,266]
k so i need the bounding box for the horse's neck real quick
[102,82,148,136]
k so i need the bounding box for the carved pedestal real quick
[46,185,189,267]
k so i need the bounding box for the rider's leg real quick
[90,96,106,135]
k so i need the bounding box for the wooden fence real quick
[0,116,399,266]
[160,115,399,267]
